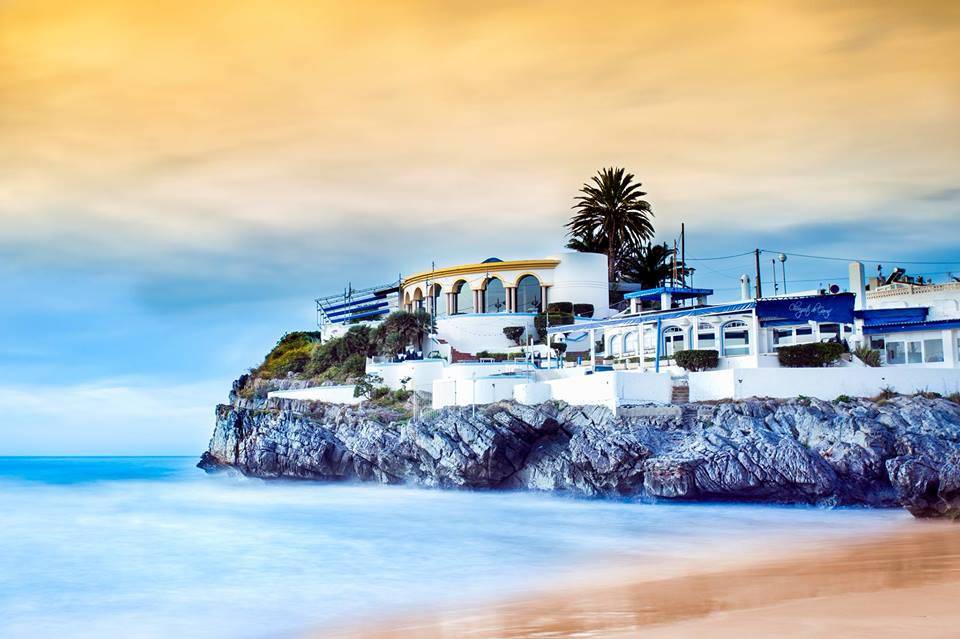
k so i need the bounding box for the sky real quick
[1,0,958,453]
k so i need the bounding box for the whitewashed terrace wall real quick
[366,359,447,393]
[267,385,361,404]
[689,367,960,402]
[431,376,530,408]
[514,371,672,410]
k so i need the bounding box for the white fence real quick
[689,367,960,402]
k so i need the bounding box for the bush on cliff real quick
[255,332,322,378]
[674,349,719,372]
[777,342,845,368]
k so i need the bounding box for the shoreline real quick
[318,520,960,638]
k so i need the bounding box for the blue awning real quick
[624,286,714,301]
[863,317,960,335]
[855,307,928,326]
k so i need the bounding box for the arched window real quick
[484,278,507,313]
[515,275,541,313]
[453,280,472,314]
[412,288,424,312]
[610,334,622,357]
[697,322,717,350]
[624,331,638,356]
[430,284,445,317]
[663,326,685,357]
[722,320,750,357]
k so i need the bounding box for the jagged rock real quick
[199,394,960,518]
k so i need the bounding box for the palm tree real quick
[621,243,690,289]
[564,227,608,253]
[566,167,654,283]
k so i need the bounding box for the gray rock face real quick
[199,392,960,518]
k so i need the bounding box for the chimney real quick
[848,261,866,310]
[740,274,752,301]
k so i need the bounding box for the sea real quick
[0,457,907,639]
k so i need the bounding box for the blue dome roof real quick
[481,257,503,263]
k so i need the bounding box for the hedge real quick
[674,349,719,372]
[777,342,845,368]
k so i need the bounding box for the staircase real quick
[671,379,690,404]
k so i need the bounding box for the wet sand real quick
[319,521,960,638]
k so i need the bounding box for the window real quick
[610,334,622,357]
[663,326,685,357]
[819,323,841,342]
[907,340,923,364]
[886,342,906,365]
[431,285,446,317]
[515,275,541,313]
[453,281,472,314]
[772,325,814,347]
[924,338,944,363]
[484,278,507,313]
[722,321,750,357]
[624,331,638,355]
[870,337,885,351]
[697,323,717,349]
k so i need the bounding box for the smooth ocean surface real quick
[0,457,907,639]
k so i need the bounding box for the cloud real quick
[0,379,224,455]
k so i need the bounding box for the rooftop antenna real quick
[771,258,779,295]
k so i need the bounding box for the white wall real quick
[548,251,612,320]
[431,375,530,408]
[689,367,960,402]
[366,359,446,392]
[436,313,537,354]
[515,370,672,409]
[267,385,361,404]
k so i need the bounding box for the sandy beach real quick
[321,521,960,639]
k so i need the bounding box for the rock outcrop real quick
[200,390,960,519]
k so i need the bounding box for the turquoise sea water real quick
[0,457,906,639]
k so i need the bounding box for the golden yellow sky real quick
[1,0,958,266]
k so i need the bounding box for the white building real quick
[398,252,611,357]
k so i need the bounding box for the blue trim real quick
[321,294,386,313]
[326,301,388,319]
[369,358,446,366]
[655,317,662,373]
[855,307,929,325]
[332,308,389,323]
[547,301,756,334]
[863,318,960,335]
[625,286,714,301]
[441,312,538,318]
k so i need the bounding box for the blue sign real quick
[756,293,854,325]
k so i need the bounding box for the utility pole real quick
[754,249,763,298]
[680,223,686,288]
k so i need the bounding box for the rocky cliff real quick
[200,386,960,519]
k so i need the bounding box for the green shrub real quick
[503,326,525,346]
[552,342,568,357]
[256,332,322,377]
[341,353,366,378]
[875,385,897,401]
[547,302,574,314]
[573,303,595,318]
[777,342,845,368]
[947,392,960,405]
[916,390,941,400]
[369,386,391,400]
[674,349,719,372]
[835,394,852,403]
[534,311,574,343]
[354,373,384,399]
[854,345,881,368]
